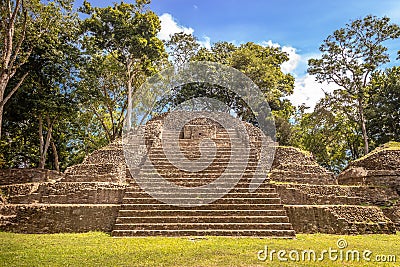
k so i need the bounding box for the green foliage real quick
[292,91,364,172]
[169,41,295,144]
[79,0,166,75]
[0,0,80,170]
[2,6,400,173]
[0,0,77,140]
[79,0,167,131]
[166,32,199,69]
[366,66,400,145]
[77,54,128,142]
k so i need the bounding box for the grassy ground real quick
[1,232,400,266]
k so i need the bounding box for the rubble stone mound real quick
[338,142,400,188]
[270,146,336,184]
[63,140,129,183]
[334,142,400,230]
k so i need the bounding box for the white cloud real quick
[158,13,194,41]
[259,40,301,74]
[198,36,211,50]
[158,13,211,49]
[287,74,340,111]
[281,46,301,74]
[259,41,332,110]
[260,40,280,48]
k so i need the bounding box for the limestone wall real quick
[63,139,128,183]
[275,183,399,206]
[285,205,395,234]
[338,169,400,189]
[348,150,400,171]
[0,204,120,233]
[0,169,64,185]
[382,203,400,229]
[1,182,126,204]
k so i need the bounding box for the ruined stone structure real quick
[270,146,336,184]
[0,112,398,236]
[336,143,400,229]
[338,143,400,189]
[112,112,294,237]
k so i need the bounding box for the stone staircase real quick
[112,128,295,237]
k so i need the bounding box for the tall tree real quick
[1,0,79,170]
[78,54,128,142]
[308,15,400,154]
[0,0,74,138]
[79,0,166,130]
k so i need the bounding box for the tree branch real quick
[0,71,29,109]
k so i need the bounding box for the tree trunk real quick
[126,61,132,130]
[357,97,369,155]
[39,115,44,166]
[0,79,6,139]
[38,115,53,169]
[51,141,59,172]
[0,105,3,139]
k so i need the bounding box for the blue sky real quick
[150,0,399,54]
[76,0,400,109]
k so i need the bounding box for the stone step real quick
[147,150,258,155]
[112,229,295,237]
[160,134,242,138]
[118,203,284,210]
[148,150,253,154]
[139,175,264,180]
[140,162,258,172]
[139,170,265,175]
[117,209,288,217]
[157,142,265,147]
[124,187,274,194]
[123,191,279,198]
[126,181,271,188]
[146,154,260,158]
[115,215,289,224]
[125,185,272,193]
[113,222,293,231]
[142,163,260,167]
[0,215,16,219]
[146,158,262,162]
[122,197,282,205]
[145,156,260,162]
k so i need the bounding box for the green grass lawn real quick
[1,232,400,266]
